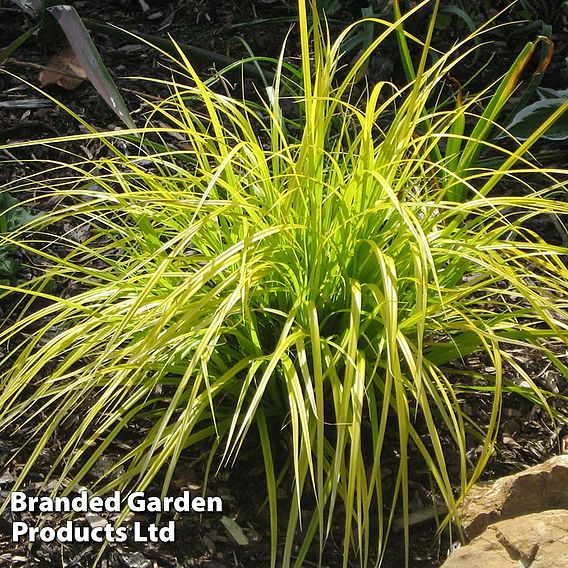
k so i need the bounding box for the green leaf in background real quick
[5,205,38,231]
[48,5,136,129]
[506,97,568,140]
[0,192,38,278]
[537,86,568,100]
[0,23,42,64]
[0,193,19,234]
[0,249,18,278]
[439,5,477,33]
[320,0,342,16]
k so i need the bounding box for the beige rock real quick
[459,455,568,539]
[441,510,568,568]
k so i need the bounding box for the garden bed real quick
[1,1,568,567]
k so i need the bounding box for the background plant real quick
[0,192,37,282]
[1,1,568,567]
[1,0,273,95]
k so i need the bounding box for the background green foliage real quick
[0,193,36,281]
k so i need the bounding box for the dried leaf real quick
[40,47,87,90]
[562,435,568,455]
[502,435,522,449]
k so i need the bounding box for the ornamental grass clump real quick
[1,0,568,566]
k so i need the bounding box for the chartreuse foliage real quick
[1,0,568,566]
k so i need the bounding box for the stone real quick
[441,509,568,568]
[459,455,568,539]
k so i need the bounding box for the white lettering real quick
[90,496,102,512]
[127,492,145,512]
[12,519,133,543]
[10,492,28,512]
[192,497,205,512]
[207,496,223,512]
[132,521,175,542]
[39,527,56,542]
[160,521,175,542]
[105,491,120,512]
[12,521,28,541]
[69,491,88,512]
[133,521,147,542]
[146,496,162,512]
[115,526,128,542]
[91,526,104,543]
